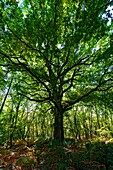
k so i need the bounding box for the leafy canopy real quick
[0,0,113,111]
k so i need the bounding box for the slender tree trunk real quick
[9,133,13,148]
[95,105,100,136]
[89,109,93,139]
[35,117,38,137]
[54,108,64,144]
[74,114,80,139]
[0,77,13,114]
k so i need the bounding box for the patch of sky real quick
[2,67,7,71]
[42,42,46,48]
[92,46,100,53]
[57,43,65,49]
[16,0,24,7]
[102,5,113,26]
[108,66,113,71]
[81,4,87,11]
[74,49,79,54]
[110,30,113,34]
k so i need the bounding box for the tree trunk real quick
[54,108,64,144]
[0,77,13,114]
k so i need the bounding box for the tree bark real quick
[0,77,13,114]
[54,108,64,144]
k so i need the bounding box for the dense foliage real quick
[0,0,113,144]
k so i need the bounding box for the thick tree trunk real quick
[54,108,64,144]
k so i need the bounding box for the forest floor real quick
[0,138,113,170]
